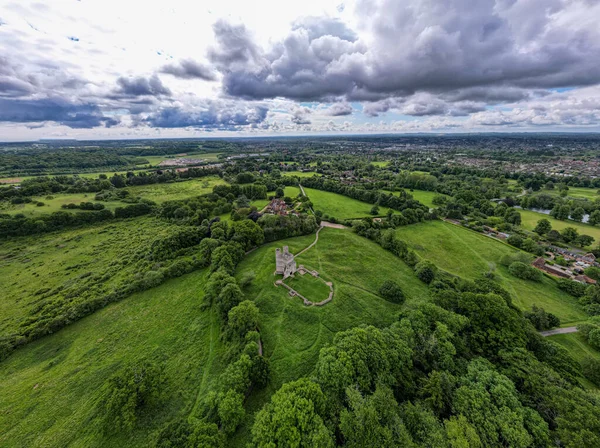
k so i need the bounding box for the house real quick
[265,198,288,215]
[581,253,597,264]
[275,246,297,279]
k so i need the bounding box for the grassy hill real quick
[0,269,222,448]
[395,220,587,324]
[549,332,600,390]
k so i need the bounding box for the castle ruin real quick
[275,246,297,279]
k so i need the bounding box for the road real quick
[540,326,578,337]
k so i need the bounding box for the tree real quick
[154,418,224,448]
[370,205,380,215]
[547,229,561,241]
[251,379,334,448]
[575,234,595,247]
[275,187,284,198]
[509,262,542,282]
[534,218,552,235]
[571,207,585,222]
[581,357,600,386]
[231,219,264,251]
[561,227,579,243]
[507,234,523,248]
[217,283,244,319]
[227,300,259,340]
[524,305,560,330]
[588,210,600,226]
[378,280,405,304]
[415,260,438,284]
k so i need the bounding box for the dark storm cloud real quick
[114,74,171,97]
[0,97,119,128]
[211,0,600,113]
[324,102,352,116]
[145,101,268,129]
[160,59,217,81]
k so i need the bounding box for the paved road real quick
[540,326,578,337]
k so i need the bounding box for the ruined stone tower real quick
[275,246,297,279]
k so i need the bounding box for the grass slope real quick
[395,220,587,324]
[0,269,222,447]
[0,217,186,340]
[549,332,600,389]
[302,187,394,220]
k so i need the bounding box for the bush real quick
[524,305,561,330]
[99,360,165,432]
[581,357,600,386]
[499,252,531,267]
[557,279,587,297]
[508,262,542,282]
[378,280,405,304]
[415,260,438,284]
[507,234,523,248]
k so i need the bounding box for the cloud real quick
[114,75,171,97]
[0,97,119,128]
[324,102,352,116]
[290,106,312,124]
[212,0,600,107]
[145,100,268,129]
[160,59,217,81]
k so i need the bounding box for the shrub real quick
[557,279,587,297]
[524,305,561,330]
[508,262,542,282]
[99,360,165,432]
[581,358,600,386]
[499,252,531,267]
[378,280,405,304]
[415,260,438,284]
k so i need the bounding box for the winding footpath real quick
[540,326,578,337]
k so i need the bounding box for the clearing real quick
[302,187,396,220]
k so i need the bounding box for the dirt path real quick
[320,221,347,229]
[296,226,323,256]
[540,326,578,337]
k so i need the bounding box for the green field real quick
[533,186,600,201]
[395,220,587,324]
[519,209,600,244]
[2,193,124,217]
[0,269,222,447]
[283,171,321,178]
[0,217,192,342]
[370,161,389,167]
[284,273,331,303]
[383,189,448,209]
[124,176,227,203]
[302,187,395,220]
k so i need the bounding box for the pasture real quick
[124,176,227,203]
[383,189,448,209]
[2,193,123,217]
[0,269,221,447]
[302,187,395,220]
[519,209,600,245]
[395,220,587,324]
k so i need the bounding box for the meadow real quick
[395,220,587,324]
[0,217,192,343]
[302,187,395,220]
[383,189,448,209]
[2,193,124,217]
[124,176,227,203]
[519,208,600,244]
[282,171,321,178]
[0,269,222,447]
[532,186,600,201]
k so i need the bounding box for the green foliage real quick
[581,357,600,386]
[557,278,587,297]
[415,260,438,284]
[378,279,405,304]
[508,261,542,282]
[226,300,259,340]
[154,418,224,448]
[534,218,552,235]
[251,379,334,448]
[524,305,561,330]
[98,360,165,433]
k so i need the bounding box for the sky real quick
[1,0,600,141]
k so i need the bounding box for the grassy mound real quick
[395,220,587,324]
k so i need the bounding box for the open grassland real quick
[302,187,395,220]
[2,193,124,217]
[533,186,600,201]
[395,220,587,324]
[550,332,600,389]
[370,161,389,167]
[0,269,222,448]
[283,171,322,178]
[383,189,448,209]
[125,176,227,203]
[0,217,189,341]
[233,227,429,444]
[519,209,600,244]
